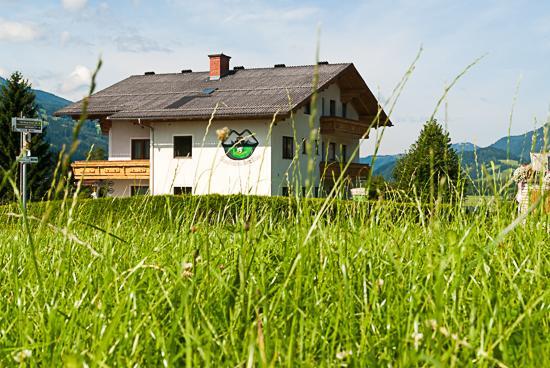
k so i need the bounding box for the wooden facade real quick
[320,161,371,182]
[71,160,150,181]
[320,116,371,139]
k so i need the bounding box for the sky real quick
[1,0,549,155]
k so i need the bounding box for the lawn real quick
[0,195,548,366]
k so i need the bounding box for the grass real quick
[0,194,548,367]
[1,48,549,367]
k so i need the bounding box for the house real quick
[55,53,392,197]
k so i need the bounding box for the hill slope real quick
[0,76,107,160]
[363,125,549,180]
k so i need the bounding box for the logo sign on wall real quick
[222,129,259,160]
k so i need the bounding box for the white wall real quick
[270,107,320,196]
[110,179,149,197]
[109,121,150,160]
[151,120,272,196]
[270,83,362,195]
[106,81,364,197]
[318,83,361,164]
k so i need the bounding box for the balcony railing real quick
[320,161,370,182]
[71,160,150,181]
[320,116,370,138]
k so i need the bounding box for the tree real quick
[393,119,460,201]
[89,145,106,160]
[0,72,53,202]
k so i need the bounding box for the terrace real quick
[71,159,150,183]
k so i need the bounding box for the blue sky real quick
[1,0,549,155]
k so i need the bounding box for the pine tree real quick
[393,119,460,201]
[0,72,53,202]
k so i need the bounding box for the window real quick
[282,187,289,196]
[328,142,336,161]
[329,100,336,116]
[304,102,311,115]
[131,186,149,196]
[341,144,347,162]
[321,98,325,116]
[131,139,150,159]
[302,187,306,197]
[174,186,192,195]
[302,138,307,155]
[342,103,347,118]
[314,187,319,198]
[282,136,294,159]
[174,136,192,158]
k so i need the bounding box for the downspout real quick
[138,118,154,195]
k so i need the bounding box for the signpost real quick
[11,117,43,133]
[19,156,39,164]
[12,117,43,210]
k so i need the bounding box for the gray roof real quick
[55,63,391,126]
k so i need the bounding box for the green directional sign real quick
[19,156,39,164]
[11,118,43,133]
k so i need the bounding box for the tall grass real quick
[0,194,548,367]
[1,53,549,367]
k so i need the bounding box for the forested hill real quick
[363,125,549,180]
[0,76,107,160]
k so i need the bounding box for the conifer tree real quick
[0,72,53,202]
[393,119,460,201]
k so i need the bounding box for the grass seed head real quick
[216,127,230,142]
[336,350,352,360]
[12,349,32,363]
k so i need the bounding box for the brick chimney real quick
[208,53,231,80]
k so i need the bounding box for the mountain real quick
[1,76,107,160]
[362,125,549,181]
[451,142,478,152]
[360,154,402,180]
[490,127,547,162]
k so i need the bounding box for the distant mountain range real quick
[363,125,549,180]
[0,76,107,160]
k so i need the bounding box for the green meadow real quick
[1,194,548,366]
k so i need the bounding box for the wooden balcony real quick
[71,160,150,181]
[320,116,371,139]
[320,161,371,181]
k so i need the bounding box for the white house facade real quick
[57,54,392,197]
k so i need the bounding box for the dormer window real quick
[342,103,347,119]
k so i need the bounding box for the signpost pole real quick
[20,131,24,208]
[12,116,42,211]
[22,132,30,209]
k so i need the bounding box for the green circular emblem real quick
[222,129,259,160]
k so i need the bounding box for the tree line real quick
[0,72,53,203]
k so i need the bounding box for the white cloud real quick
[98,2,109,14]
[60,65,91,93]
[0,66,7,78]
[62,0,87,11]
[60,30,94,47]
[223,6,319,23]
[114,34,172,53]
[60,30,70,46]
[0,19,40,42]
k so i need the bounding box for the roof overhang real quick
[54,63,393,128]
